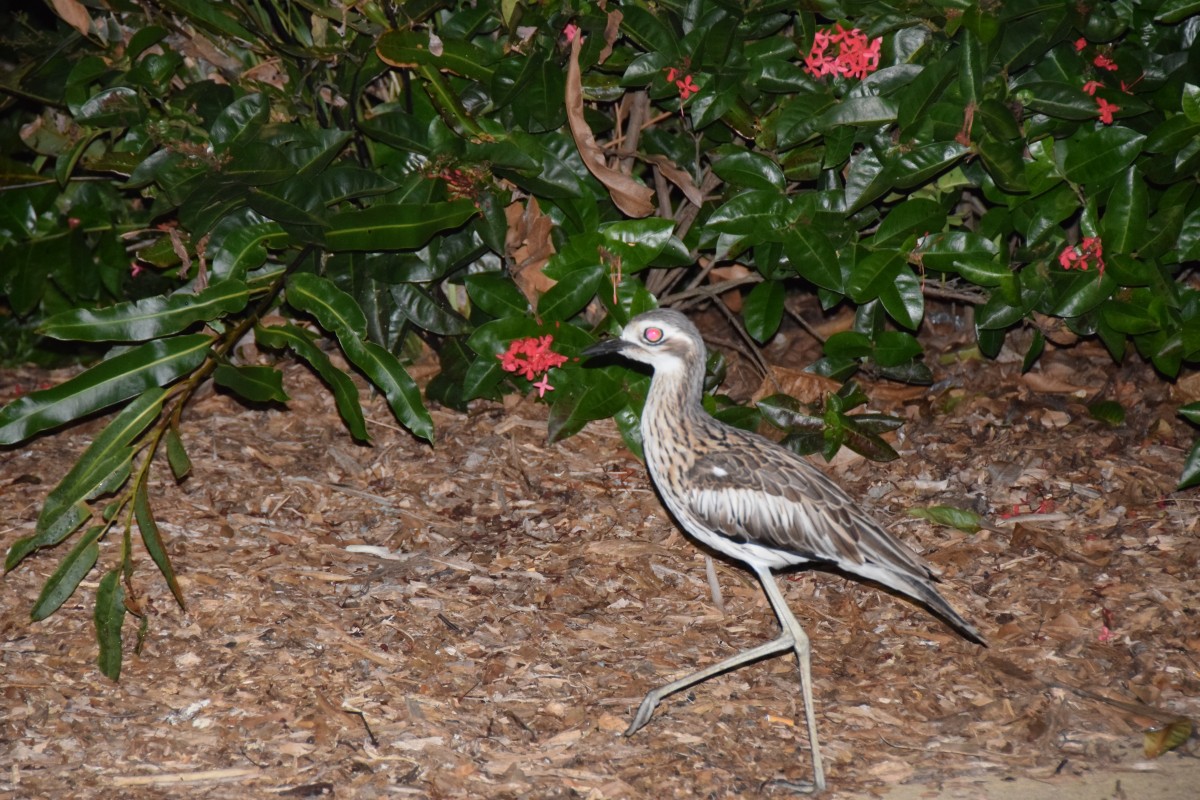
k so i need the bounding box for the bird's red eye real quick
[643,326,664,344]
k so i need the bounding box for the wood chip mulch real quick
[2,332,1198,799]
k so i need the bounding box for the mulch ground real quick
[2,314,1198,799]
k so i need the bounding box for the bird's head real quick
[582,309,705,375]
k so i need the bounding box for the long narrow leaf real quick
[323,201,477,251]
[286,272,368,339]
[0,335,211,445]
[7,389,163,570]
[38,280,248,342]
[10,450,132,570]
[94,568,126,681]
[30,526,104,621]
[343,339,434,443]
[255,324,368,441]
[135,482,184,608]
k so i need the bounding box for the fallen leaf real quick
[565,34,654,217]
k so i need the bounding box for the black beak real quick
[582,338,629,359]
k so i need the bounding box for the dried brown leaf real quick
[565,35,654,218]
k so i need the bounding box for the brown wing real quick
[684,428,935,582]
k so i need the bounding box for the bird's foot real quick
[623,693,661,736]
[761,777,823,795]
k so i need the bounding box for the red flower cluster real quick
[1073,40,1124,124]
[803,24,882,80]
[1058,236,1105,274]
[665,66,700,100]
[497,335,568,397]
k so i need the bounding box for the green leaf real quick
[376,29,496,83]
[1155,0,1200,23]
[347,340,433,443]
[1180,402,1200,426]
[878,267,924,331]
[847,250,903,305]
[1020,81,1103,120]
[94,568,126,681]
[1022,328,1045,373]
[465,272,530,319]
[1060,127,1146,185]
[255,324,368,442]
[38,280,248,342]
[822,97,898,128]
[873,331,923,367]
[1088,400,1126,427]
[712,148,785,191]
[708,190,790,237]
[743,280,785,343]
[286,272,367,339]
[165,425,192,480]
[1182,437,1200,479]
[30,526,103,622]
[390,283,470,335]
[908,505,983,533]
[547,370,627,442]
[1101,167,1148,256]
[0,335,207,446]
[213,364,289,404]
[783,226,842,292]
[872,199,944,249]
[135,481,184,608]
[210,93,269,149]
[599,218,676,271]
[537,262,604,322]
[324,201,478,251]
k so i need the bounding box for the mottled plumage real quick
[584,308,984,793]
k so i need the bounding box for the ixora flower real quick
[497,335,568,396]
[1095,96,1120,124]
[664,65,701,101]
[1058,236,1105,274]
[803,24,882,80]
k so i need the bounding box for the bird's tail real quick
[885,572,987,646]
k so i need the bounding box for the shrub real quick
[1,0,1198,675]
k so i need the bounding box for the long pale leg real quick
[623,565,825,793]
[755,565,825,793]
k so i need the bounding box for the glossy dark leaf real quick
[743,280,785,343]
[255,324,368,442]
[324,201,478,252]
[94,568,126,681]
[0,337,209,446]
[1060,126,1146,185]
[39,280,248,342]
[135,481,184,608]
[212,364,289,404]
[30,526,102,622]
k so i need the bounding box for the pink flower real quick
[130,261,144,278]
[804,24,882,80]
[1082,80,1103,96]
[532,375,555,398]
[1074,37,1087,52]
[1093,54,1117,71]
[1096,97,1119,124]
[675,74,699,99]
[497,335,568,382]
[563,24,580,43]
[1097,625,1115,643]
[1058,236,1105,274]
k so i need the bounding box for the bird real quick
[582,308,985,793]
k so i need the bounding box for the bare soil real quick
[2,321,1198,799]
